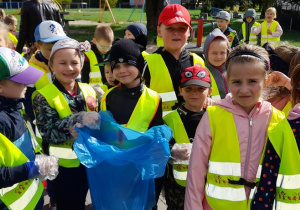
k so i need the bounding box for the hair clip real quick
[78,41,91,52]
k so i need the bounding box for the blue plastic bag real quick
[74,111,171,210]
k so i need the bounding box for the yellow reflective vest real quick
[164,110,190,187]
[261,20,280,46]
[8,32,18,47]
[29,53,52,90]
[0,132,44,210]
[85,50,103,86]
[33,83,96,168]
[101,85,160,132]
[206,105,300,209]
[156,36,164,47]
[242,22,260,45]
[145,53,219,116]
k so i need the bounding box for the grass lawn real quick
[4,8,300,47]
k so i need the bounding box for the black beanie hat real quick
[126,23,147,38]
[110,39,144,72]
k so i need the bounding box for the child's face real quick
[246,17,253,23]
[124,30,135,39]
[207,39,228,67]
[51,48,81,86]
[0,80,27,99]
[104,64,115,86]
[93,38,112,55]
[37,42,55,60]
[157,23,190,53]
[265,11,275,22]
[227,62,266,114]
[112,63,140,88]
[0,34,8,47]
[179,85,211,111]
[216,19,229,31]
[9,20,17,32]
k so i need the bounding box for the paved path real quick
[43,189,167,209]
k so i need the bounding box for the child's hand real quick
[204,97,215,109]
[171,143,192,161]
[267,29,272,35]
[266,71,291,90]
[93,85,105,101]
[82,111,101,130]
[66,123,84,140]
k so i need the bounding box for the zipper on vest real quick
[244,117,253,180]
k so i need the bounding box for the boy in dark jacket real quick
[216,11,239,48]
[239,9,261,45]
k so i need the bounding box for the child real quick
[124,22,148,51]
[239,9,260,45]
[216,11,239,48]
[100,39,164,208]
[251,7,283,47]
[23,20,68,141]
[163,65,212,209]
[32,38,99,209]
[0,47,58,209]
[82,25,114,87]
[185,44,300,209]
[143,4,206,117]
[203,28,230,100]
[3,14,18,49]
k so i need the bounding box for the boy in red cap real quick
[143,4,205,117]
[163,65,212,209]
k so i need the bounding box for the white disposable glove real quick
[171,143,193,162]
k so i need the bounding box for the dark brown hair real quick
[4,14,17,26]
[291,64,300,107]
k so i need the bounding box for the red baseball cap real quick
[180,66,211,88]
[158,4,192,29]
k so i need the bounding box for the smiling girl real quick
[185,44,300,209]
[32,38,99,209]
[251,7,283,47]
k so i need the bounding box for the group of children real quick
[0,3,299,210]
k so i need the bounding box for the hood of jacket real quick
[288,103,300,120]
[243,9,256,22]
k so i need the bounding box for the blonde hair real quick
[94,25,114,43]
[0,9,6,22]
[291,64,300,107]
[0,22,9,47]
[265,7,277,19]
[226,44,269,80]
[4,14,17,26]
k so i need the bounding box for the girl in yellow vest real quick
[251,7,283,47]
[100,39,164,209]
[185,44,300,209]
[163,65,212,209]
[32,38,99,210]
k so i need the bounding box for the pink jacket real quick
[288,103,300,120]
[184,94,273,210]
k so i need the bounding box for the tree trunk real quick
[146,0,164,31]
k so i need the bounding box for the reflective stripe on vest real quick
[0,133,44,209]
[33,83,96,167]
[164,110,190,186]
[101,85,160,132]
[205,106,268,209]
[242,22,260,45]
[261,21,280,46]
[207,105,300,209]
[145,53,205,116]
[85,50,103,85]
